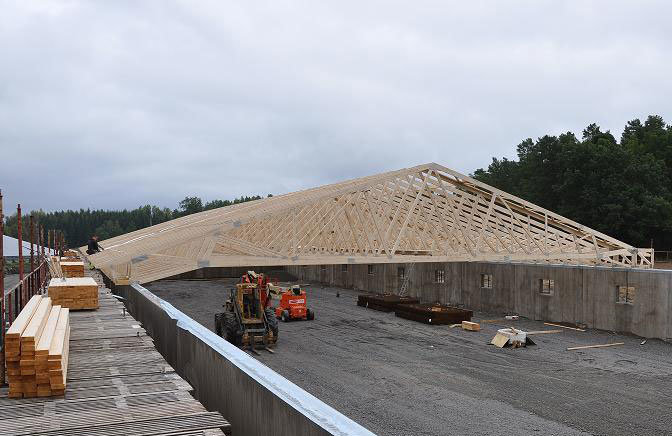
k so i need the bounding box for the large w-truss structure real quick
[86,163,653,284]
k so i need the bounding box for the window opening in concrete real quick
[398,267,405,279]
[435,269,445,283]
[480,274,492,288]
[368,265,374,275]
[341,264,348,272]
[540,278,554,294]
[618,286,635,304]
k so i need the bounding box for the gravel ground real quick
[146,279,672,436]
[3,274,19,292]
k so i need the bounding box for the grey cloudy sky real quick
[1,1,671,213]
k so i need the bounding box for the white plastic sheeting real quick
[2,235,55,257]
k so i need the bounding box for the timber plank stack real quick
[0,271,231,435]
[60,261,85,278]
[5,296,43,398]
[47,307,70,395]
[63,250,78,257]
[48,277,99,310]
[5,296,71,398]
[35,306,61,396]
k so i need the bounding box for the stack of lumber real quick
[48,277,99,310]
[5,295,42,398]
[47,256,64,279]
[5,296,70,398]
[63,250,78,257]
[60,261,85,278]
[462,321,481,331]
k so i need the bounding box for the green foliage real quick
[3,194,270,247]
[473,115,672,248]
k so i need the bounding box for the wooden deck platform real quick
[0,273,231,435]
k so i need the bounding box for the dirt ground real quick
[146,279,672,436]
[3,274,19,292]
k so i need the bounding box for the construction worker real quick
[86,235,104,255]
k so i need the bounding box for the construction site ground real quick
[145,279,672,436]
[3,274,19,291]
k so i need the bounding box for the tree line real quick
[3,195,270,247]
[472,115,672,249]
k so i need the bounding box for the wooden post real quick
[17,204,24,308]
[0,189,5,386]
[30,215,35,296]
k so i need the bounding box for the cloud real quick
[1,0,670,213]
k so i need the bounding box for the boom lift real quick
[275,285,315,322]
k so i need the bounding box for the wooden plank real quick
[21,297,52,345]
[5,295,43,339]
[544,322,586,332]
[567,342,625,351]
[36,306,62,356]
[461,321,481,331]
[0,274,229,436]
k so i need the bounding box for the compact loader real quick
[214,272,278,353]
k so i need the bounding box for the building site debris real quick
[395,303,472,325]
[357,293,420,312]
[544,322,586,332]
[491,327,536,348]
[480,317,518,324]
[461,321,481,331]
[526,329,563,335]
[566,342,625,351]
[505,315,519,320]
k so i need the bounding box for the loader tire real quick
[223,312,241,346]
[306,309,315,321]
[281,310,290,322]
[214,313,224,337]
[265,307,279,340]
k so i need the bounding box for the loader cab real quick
[237,283,262,320]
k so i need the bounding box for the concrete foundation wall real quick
[110,280,375,436]
[164,266,297,282]
[288,262,672,340]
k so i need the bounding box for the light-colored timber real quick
[567,342,625,351]
[82,163,653,284]
[544,322,586,332]
[0,273,230,435]
[48,277,99,310]
[60,261,85,278]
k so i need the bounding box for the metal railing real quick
[1,188,62,385]
[654,251,672,264]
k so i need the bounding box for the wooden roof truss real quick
[85,163,653,284]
